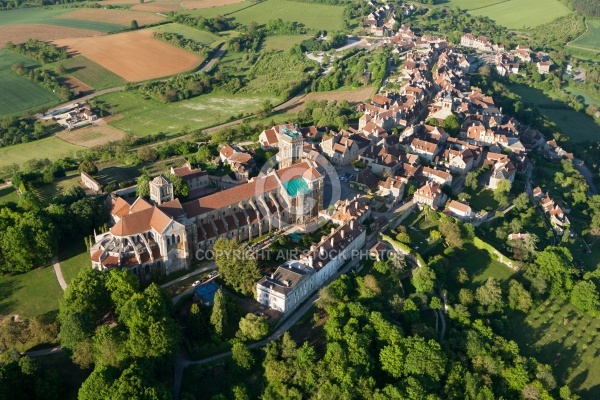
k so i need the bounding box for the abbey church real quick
[90,126,324,280]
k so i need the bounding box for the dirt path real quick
[52,257,67,291]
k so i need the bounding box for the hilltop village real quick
[87,23,577,316]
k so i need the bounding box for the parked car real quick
[192,280,200,287]
[208,271,219,278]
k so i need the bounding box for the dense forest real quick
[571,0,600,17]
[166,12,235,33]
[136,72,217,102]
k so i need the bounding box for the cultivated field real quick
[131,0,182,12]
[0,24,102,48]
[263,34,311,51]
[0,50,58,117]
[509,296,600,397]
[48,56,126,90]
[181,0,245,9]
[570,18,600,52]
[469,0,571,29]
[188,0,345,31]
[56,121,126,147]
[151,22,221,45]
[0,7,121,32]
[0,136,84,169]
[53,29,203,82]
[99,90,279,135]
[61,75,93,95]
[286,86,375,113]
[60,8,166,27]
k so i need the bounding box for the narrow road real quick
[160,262,216,289]
[576,161,598,195]
[23,346,63,357]
[40,86,125,117]
[196,44,227,74]
[52,257,67,291]
[436,308,446,343]
[170,263,217,305]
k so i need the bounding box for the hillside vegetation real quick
[572,0,600,17]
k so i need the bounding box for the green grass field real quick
[570,19,600,52]
[0,136,84,169]
[186,0,345,31]
[469,0,571,29]
[35,172,81,203]
[464,186,499,212]
[565,85,600,107]
[443,0,508,10]
[0,7,121,32]
[509,296,600,398]
[151,23,222,45]
[100,90,279,136]
[451,243,514,289]
[0,266,63,318]
[47,55,126,90]
[507,83,600,143]
[58,240,91,285]
[0,186,19,203]
[0,50,59,117]
[263,34,310,51]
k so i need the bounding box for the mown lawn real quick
[0,50,59,117]
[448,243,514,292]
[186,0,345,31]
[464,186,499,212]
[570,18,600,52]
[508,296,600,398]
[35,172,82,204]
[0,266,63,318]
[0,185,19,204]
[469,0,571,29]
[101,90,279,136]
[46,55,126,90]
[565,84,600,107]
[0,136,84,169]
[58,240,90,285]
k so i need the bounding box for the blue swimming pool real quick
[194,281,218,304]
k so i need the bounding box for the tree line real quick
[166,12,235,33]
[153,32,209,57]
[5,39,68,64]
[0,116,53,148]
[12,63,73,101]
[572,0,600,17]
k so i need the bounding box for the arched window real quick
[177,235,181,244]
[171,234,175,245]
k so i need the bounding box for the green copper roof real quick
[281,126,300,138]
[283,178,310,197]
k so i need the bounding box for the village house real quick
[378,176,406,199]
[537,61,551,74]
[445,200,473,221]
[81,172,102,193]
[421,166,452,186]
[413,181,445,210]
[170,162,209,192]
[351,168,380,193]
[320,132,362,165]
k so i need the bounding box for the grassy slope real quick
[0,7,122,32]
[507,82,600,143]
[0,50,58,117]
[58,240,91,285]
[263,34,311,51]
[186,0,345,31]
[0,266,63,318]
[101,90,279,136]
[46,55,126,90]
[0,186,19,204]
[150,22,222,45]
[469,0,571,29]
[570,18,600,51]
[443,0,508,10]
[0,136,84,169]
[509,296,600,398]
[565,84,600,107]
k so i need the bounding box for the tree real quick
[136,174,150,198]
[442,114,460,136]
[494,179,511,206]
[571,280,600,314]
[237,313,269,341]
[105,268,139,313]
[232,341,254,370]
[78,160,98,175]
[137,146,157,163]
[534,246,575,296]
[439,218,464,248]
[373,260,390,274]
[210,288,227,336]
[508,280,532,312]
[395,232,411,244]
[465,171,478,190]
[186,303,209,340]
[195,146,213,164]
[262,100,274,115]
[213,238,261,296]
[130,20,139,30]
[458,288,474,305]
[412,266,436,294]
[475,278,503,311]
[167,173,189,199]
[513,192,530,211]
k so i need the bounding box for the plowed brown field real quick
[60,9,166,27]
[0,24,102,48]
[286,86,375,113]
[57,120,126,147]
[53,30,203,82]
[131,0,182,12]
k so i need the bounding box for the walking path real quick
[23,346,63,357]
[52,257,67,291]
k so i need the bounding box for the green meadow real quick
[0,136,84,169]
[151,23,222,45]
[0,7,121,32]
[47,55,126,90]
[469,0,571,29]
[186,0,345,31]
[570,18,600,52]
[0,50,59,117]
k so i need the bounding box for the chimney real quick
[331,227,335,234]
[350,220,355,230]
[270,273,275,279]
[308,256,314,267]
[330,237,335,247]
[341,229,346,239]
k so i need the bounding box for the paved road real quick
[52,257,67,291]
[576,161,598,195]
[197,44,227,74]
[23,346,63,357]
[40,86,125,117]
